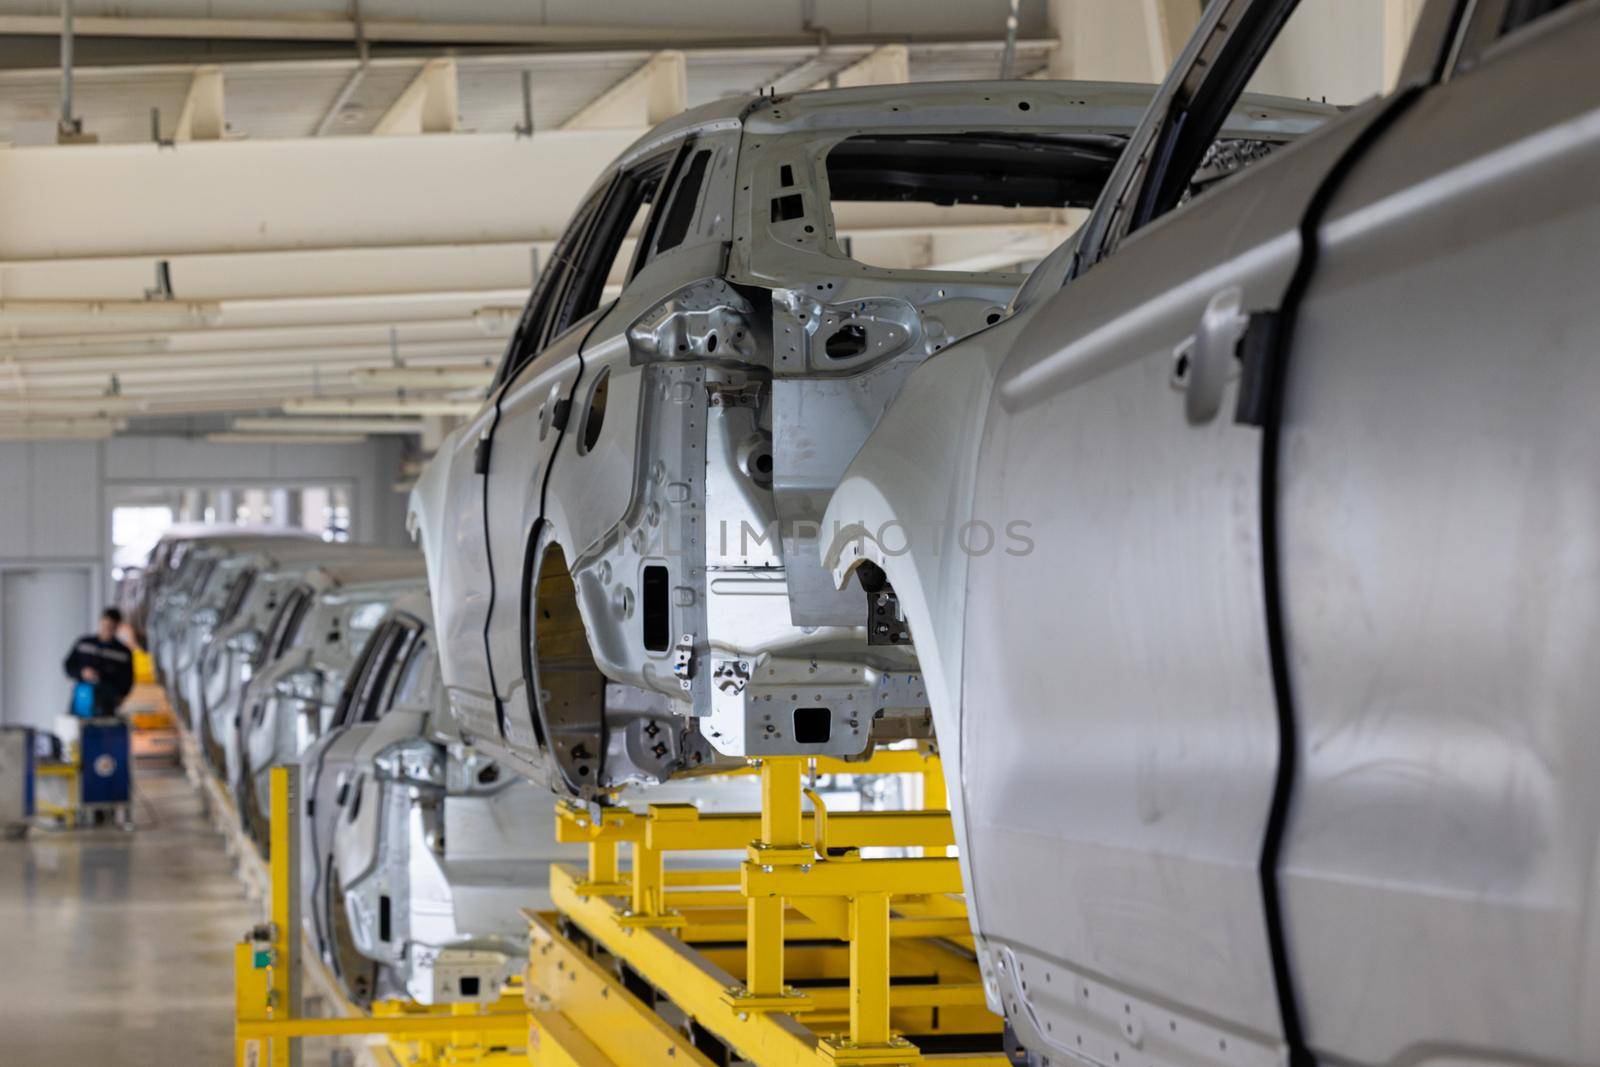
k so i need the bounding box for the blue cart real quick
[79,718,132,826]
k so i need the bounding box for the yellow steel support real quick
[527,751,997,1067]
[234,766,528,1066]
[645,806,955,853]
[742,757,808,1007]
[527,912,711,1067]
[849,892,893,1048]
[34,760,79,823]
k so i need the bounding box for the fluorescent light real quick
[0,417,126,439]
[351,366,494,389]
[206,432,368,445]
[283,396,481,417]
[0,396,151,416]
[231,416,427,435]
[0,300,221,328]
[473,305,523,335]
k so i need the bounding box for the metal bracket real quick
[671,633,696,692]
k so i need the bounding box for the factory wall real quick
[0,435,413,728]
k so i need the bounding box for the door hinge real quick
[550,397,573,432]
[1233,310,1282,428]
[473,433,493,475]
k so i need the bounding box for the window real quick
[1091,0,1363,256]
[221,569,256,624]
[654,148,713,255]
[496,151,675,385]
[257,586,312,670]
[1452,0,1588,71]
[332,621,391,728]
[387,635,434,710]
[1501,0,1582,32]
[824,131,1122,273]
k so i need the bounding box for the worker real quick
[63,607,135,719]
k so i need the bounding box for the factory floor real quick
[0,765,259,1066]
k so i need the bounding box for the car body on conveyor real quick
[822,1,1600,1066]
[300,594,770,1008]
[410,78,1327,800]
[196,544,412,789]
[298,592,582,1006]
[141,527,318,695]
[237,553,427,851]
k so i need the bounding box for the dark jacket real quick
[63,635,135,715]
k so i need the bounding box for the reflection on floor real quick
[0,765,259,1066]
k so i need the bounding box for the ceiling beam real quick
[810,44,909,90]
[372,57,459,135]
[1046,0,1199,82]
[0,130,643,262]
[562,51,687,130]
[0,12,1043,47]
[174,64,226,140]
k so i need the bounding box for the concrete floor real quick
[0,765,261,1066]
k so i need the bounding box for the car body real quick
[823,1,1600,1066]
[297,593,582,1006]
[141,527,317,694]
[411,79,1321,800]
[236,554,427,851]
[196,544,410,790]
[301,595,768,1008]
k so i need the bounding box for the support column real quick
[745,758,804,999]
[849,891,892,1048]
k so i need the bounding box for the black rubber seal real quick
[1255,83,1426,1067]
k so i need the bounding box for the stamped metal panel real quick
[821,310,1034,962]
[481,318,593,763]
[490,131,737,778]
[411,409,501,743]
[958,98,1397,1061]
[1278,14,1600,1065]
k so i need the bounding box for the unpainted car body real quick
[198,546,419,792]
[302,597,767,1007]
[300,594,583,1006]
[411,80,1317,800]
[236,554,427,850]
[824,1,1600,1065]
[142,527,317,696]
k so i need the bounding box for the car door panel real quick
[492,152,731,765]
[1278,13,1600,1065]
[962,96,1400,1057]
[482,318,595,757]
[335,709,428,890]
[415,406,501,742]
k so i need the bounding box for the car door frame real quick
[965,2,1469,1064]
[305,616,418,964]
[478,138,701,779]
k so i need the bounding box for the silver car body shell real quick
[238,555,426,843]
[412,80,1242,799]
[147,529,320,714]
[201,545,414,790]
[309,600,763,1005]
[825,2,1600,1066]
